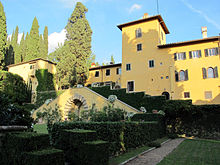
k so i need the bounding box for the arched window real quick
[179,70,185,81]
[207,67,214,78]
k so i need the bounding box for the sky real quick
[1,0,220,64]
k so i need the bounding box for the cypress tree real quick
[0,1,7,69]
[13,26,21,64]
[19,32,25,62]
[43,26,48,58]
[111,55,115,64]
[39,34,44,58]
[65,2,92,85]
[26,17,40,61]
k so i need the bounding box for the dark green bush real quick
[2,132,50,164]
[79,140,109,165]
[148,141,161,148]
[51,121,164,156]
[167,133,179,139]
[0,70,31,104]
[0,93,33,127]
[23,149,64,165]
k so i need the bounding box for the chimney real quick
[91,62,96,68]
[143,13,149,19]
[201,26,207,38]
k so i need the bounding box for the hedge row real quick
[51,121,165,155]
[163,101,220,139]
[90,86,166,111]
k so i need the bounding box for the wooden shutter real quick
[189,51,192,59]
[214,66,218,78]
[202,68,207,79]
[183,52,186,59]
[175,71,179,82]
[215,47,219,55]
[185,69,188,81]
[198,50,202,58]
[204,49,208,57]
[174,53,177,61]
[135,29,138,38]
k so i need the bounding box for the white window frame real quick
[149,60,154,68]
[126,64,131,71]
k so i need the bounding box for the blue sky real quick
[2,0,220,64]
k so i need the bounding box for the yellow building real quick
[88,14,220,105]
[86,63,122,89]
[7,58,57,92]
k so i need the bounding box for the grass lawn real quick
[158,139,220,165]
[109,137,169,165]
[33,124,48,134]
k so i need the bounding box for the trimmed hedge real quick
[163,101,220,139]
[80,140,109,165]
[23,149,64,165]
[51,121,165,155]
[90,86,166,112]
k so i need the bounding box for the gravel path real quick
[124,138,185,165]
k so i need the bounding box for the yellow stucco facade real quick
[86,63,122,88]
[88,14,220,105]
[32,87,139,120]
[8,58,56,92]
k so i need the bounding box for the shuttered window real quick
[202,68,207,79]
[135,28,142,38]
[189,50,201,59]
[204,47,219,57]
[202,66,218,79]
[174,52,186,61]
[175,69,189,82]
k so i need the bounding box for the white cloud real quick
[59,0,88,8]
[48,29,67,53]
[181,0,220,30]
[129,4,142,13]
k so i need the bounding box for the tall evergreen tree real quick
[19,32,25,62]
[26,17,40,61]
[43,26,48,58]
[65,2,92,85]
[13,26,21,64]
[39,34,44,58]
[0,1,7,69]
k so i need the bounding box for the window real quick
[205,47,219,57]
[184,92,190,98]
[189,50,201,59]
[106,69,110,76]
[175,69,188,81]
[205,91,212,99]
[135,28,142,38]
[202,66,218,79]
[127,81,134,92]
[137,43,142,51]
[95,71,99,77]
[161,76,163,79]
[174,52,186,61]
[166,76,169,79]
[30,65,34,69]
[126,64,131,71]
[149,60,154,68]
[116,68,121,75]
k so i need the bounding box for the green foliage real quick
[0,92,33,127]
[90,86,166,111]
[65,2,92,85]
[0,70,31,103]
[51,121,164,156]
[35,69,55,92]
[43,26,48,58]
[132,113,164,122]
[111,55,115,64]
[25,17,40,61]
[163,101,220,139]
[36,105,62,133]
[148,141,161,148]
[23,149,64,165]
[0,1,7,69]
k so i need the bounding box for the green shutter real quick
[183,52,186,59]
[174,53,177,61]
[175,71,179,82]
[214,66,218,78]
[204,49,208,57]
[215,47,219,55]
[189,51,192,59]
[202,68,207,79]
[185,69,188,81]
[198,50,202,58]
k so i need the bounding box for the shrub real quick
[51,121,164,156]
[168,133,179,139]
[148,141,161,148]
[23,149,64,165]
[0,70,31,104]
[0,93,33,127]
